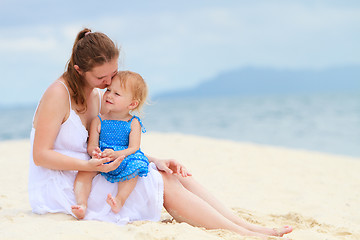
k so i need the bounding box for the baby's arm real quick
[126,118,142,153]
[87,117,101,157]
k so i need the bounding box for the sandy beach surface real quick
[1,132,359,239]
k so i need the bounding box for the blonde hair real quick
[62,28,120,113]
[114,71,148,111]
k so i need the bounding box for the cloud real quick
[85,2,360,91]
[0,37,57,52]
[0,1,360,105]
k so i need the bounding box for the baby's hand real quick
[101,148,117,160]
[92,147,102,159]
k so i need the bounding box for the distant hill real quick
[156,66,360,98]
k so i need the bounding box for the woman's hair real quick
[62,28,120,112]
[115,71,148,111]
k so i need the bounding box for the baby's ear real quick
[128,100,139,110]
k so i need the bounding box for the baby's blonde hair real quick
[114,70,148,111]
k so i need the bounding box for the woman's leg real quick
[71,171,98,219]
[176,175,292,237]
[106,177,138,214]
[161,172,286,239]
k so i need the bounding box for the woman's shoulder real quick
[33,78,70,127]
[91,88,106,114]
[40,78,70,109]
[44,78,70,99]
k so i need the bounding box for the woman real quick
[29,28,292,239]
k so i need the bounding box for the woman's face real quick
[83,58,118,89]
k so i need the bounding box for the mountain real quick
[156,66,360,98]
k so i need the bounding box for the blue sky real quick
[1,0,359,105]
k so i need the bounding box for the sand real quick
[1,132,359,239]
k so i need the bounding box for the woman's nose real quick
[103,77,111,85]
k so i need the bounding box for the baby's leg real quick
[107,176,138,213]
[71,171,98,219]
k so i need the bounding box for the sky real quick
[0,0,359,105]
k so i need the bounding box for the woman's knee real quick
[161,172,184,195]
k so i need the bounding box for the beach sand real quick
[1,132,359,239]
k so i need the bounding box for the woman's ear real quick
[74,65,83,75]
[128,100,139,110]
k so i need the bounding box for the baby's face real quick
[103,78,134,112]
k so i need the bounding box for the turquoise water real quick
[1,92,359,157]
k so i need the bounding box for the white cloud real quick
[85,3,360,91]
[0,1,359,104]
[0,37,57,52]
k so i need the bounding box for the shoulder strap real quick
[97,88,102,114]
[130,115,146,133]
[58,81,72,109]
[97,114,103,122]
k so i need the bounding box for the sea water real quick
[1,92,359,157]
[143,92,360,157]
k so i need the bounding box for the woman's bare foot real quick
[71,204,87,219]
[272,225,293,237]
[106,193,123,213]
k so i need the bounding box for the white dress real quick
[28,82,164,224]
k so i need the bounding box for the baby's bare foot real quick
[106,193,122,213]
[71,204,87,219]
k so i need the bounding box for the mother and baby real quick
[29,28,293,239]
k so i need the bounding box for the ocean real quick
[1,92,359,158]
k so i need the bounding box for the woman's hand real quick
[87,154,124,173]
[153,158,192,177]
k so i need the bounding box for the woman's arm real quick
[32,81,122,172]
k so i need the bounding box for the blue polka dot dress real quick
[98,115,149,183]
